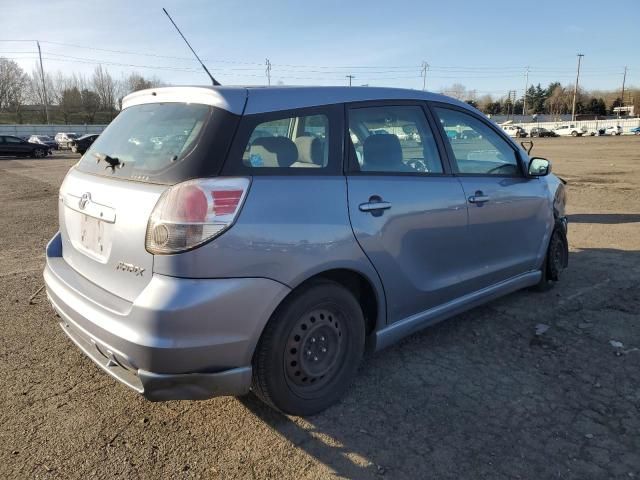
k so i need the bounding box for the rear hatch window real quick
[76,103,238,184]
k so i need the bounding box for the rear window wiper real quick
[94,153,124,171]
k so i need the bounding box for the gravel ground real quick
[1,137,639,479]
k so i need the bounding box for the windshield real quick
[39,136,52,141]
[77,103,213,182]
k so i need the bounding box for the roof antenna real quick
[162,7,220,86]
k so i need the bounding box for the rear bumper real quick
[44,232,290,401]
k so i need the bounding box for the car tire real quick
[571,131,578,137]
[535,228,568,291]
[32,148,45,158]
[71,146,78,153]
[251,279,365,416]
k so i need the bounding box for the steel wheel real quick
[284,307,346,396]
[252,280,365,415]
[33,148,45,158]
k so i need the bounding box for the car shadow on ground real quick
[570,213,640,224]
[237,247,640,478]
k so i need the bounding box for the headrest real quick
[363,134,403,170]
[248,136,298,167]
[294,136,324,165]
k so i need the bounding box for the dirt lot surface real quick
[1,137,639,479]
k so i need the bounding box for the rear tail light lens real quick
[145,177,250,254]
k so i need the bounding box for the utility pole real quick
[571,53,584,122]
[346,74,355,87]
[36,41,49,124]
[265,58,272,86]
[522,66,530,118]
[421,61,429,91]
[620,66,628,116]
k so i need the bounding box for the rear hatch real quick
[59,171,166,301]
[58,92,244,302]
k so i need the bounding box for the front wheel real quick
[71,146,78,153]
[32,148,45,158]
[535,228,568,291]
[571,131,578,137]
[252,280,365,416]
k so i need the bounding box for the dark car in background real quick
[28,135,58,150]
[0,135,50,158]
[530,127,557,138]
[70,134,99,154]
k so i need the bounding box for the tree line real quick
[442,82,638,118]
[0,57,163,124]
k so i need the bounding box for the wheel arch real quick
[276,265,387,338]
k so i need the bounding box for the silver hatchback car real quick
[44,86,568,415]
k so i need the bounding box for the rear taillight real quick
[145,177,250,255]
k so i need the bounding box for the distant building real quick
[613,106,635,117]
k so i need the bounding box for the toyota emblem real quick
[79,192,91,210]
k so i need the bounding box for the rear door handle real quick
[468,194,490,204]
[359,201,392,212]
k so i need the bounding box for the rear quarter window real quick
[222,105,343,176]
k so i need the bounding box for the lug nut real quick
[314,356,318,361]
[321,347,327,353]
[320,336,325,342]
[311,337,316,343]
[306,350,312,356]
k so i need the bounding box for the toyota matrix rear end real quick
[44,87,290,401]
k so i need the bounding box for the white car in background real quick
[54,132,79,150]
[600,126,623,136]
[552,125,583,137]
[501,125,528,138]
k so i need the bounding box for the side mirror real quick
[528,157,551,177]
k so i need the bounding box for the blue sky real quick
[2,0,638,98]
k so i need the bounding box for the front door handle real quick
[359,201,392,212]
[468,192,490,204]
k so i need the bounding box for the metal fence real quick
[0,124,107,137]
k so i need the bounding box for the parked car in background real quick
[44,86,569,416]
[529,127,557,138]
[552,125,583,137]
[581,128,597,137]
[0,135,50,157]
[631,126,640,135]
[54,132,79,149]
[70,134,99,154]
[501,125,528,138]
[28,135,58,150]
[600,125,623,136]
